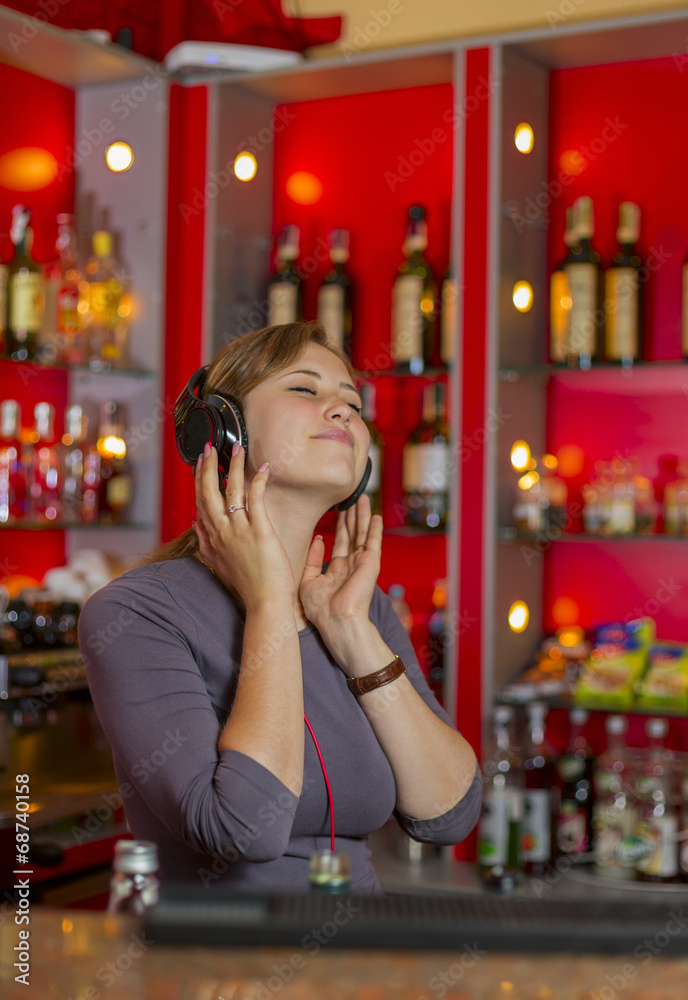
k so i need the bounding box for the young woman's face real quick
[243,342,370,503]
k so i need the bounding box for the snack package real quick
[635,642,688,712]
[594,617,656,649]
[574,644,647,707]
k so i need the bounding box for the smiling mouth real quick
[312,431,354,447]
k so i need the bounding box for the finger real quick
[353,493,372,552]
[226,442,247,506]
[195,445,227,529]
[330,508,351,560]
[363,513,384,557]
[246,461,270,523]
[301,534,325,587]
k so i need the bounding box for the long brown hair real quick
[140,322,355,565]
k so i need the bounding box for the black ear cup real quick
[331,455,373,511]
[174,367,248,476]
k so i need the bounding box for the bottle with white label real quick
[439,265,458,366]
[549,207,575,364]
[402,381,449,530]
[605,202,641,368]
[592,715,637,881]
[477,706,525,892]
[633,717,679,883]
[391,205,436,374]
[7,205,44,362]
[317,229,352,359]
[564,196,600,370]
[521,701,556,876]
[359,382,383,515]
[267,225,302,327]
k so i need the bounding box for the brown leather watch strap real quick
[347,655,406,697]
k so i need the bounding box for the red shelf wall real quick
[543,56,688,648]
[0,63,75,586]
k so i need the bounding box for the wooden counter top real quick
[2,905,688,1000]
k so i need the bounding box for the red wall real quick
[544,56,688,644]
[0,62,75,585]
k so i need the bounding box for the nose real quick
[324,395,353,422]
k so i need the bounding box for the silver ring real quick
[227,504,246,513]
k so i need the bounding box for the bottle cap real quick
[93,230,113,258]
[276,224,299,262]
[616,202,640,246]
[494,705,513,724]
[34,402,55,438]
[113,840,159,875]
[573,196,594,240]
[526,700,547,721]
[646,717,668,739]
[328,228,350,264]
[65,405,84,439]
[0,400,20,437]
[605,714,627,735]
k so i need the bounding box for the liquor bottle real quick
[27,402,60,523]
[477,706,524,892]
[388,583,412,636]
[60,405,93,524]
[549,207,575,364]
[97,401,133,524]
[317,228,352,358]
[391,205,436,374]
[633,717,679,883]
[439,265,458,366]
[591,715,637,881]
[521,701,556,875]
[427,578,447,704]
[7,206,44,362]
[359,382,383,515]
[402,381,449,530]
[564,196,600,370]
[107,840,160,915]
[267,224,302,326]
[43,214,84,366]
[605,202,642,367]
[0,254,7,357]
[553,708,594,860]
[0,400,24,523]
[83,230,130,370]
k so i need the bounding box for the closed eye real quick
[289,386,362,414]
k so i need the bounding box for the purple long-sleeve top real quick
[78,555,482,893]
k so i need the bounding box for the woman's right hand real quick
[193,442,295,612]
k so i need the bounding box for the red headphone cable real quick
[304,712,335,854]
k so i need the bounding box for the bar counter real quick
[3,904,688,1000]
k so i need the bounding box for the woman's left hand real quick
[300,495,383,638]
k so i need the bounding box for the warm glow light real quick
[286,170,323,205]
[559,149,586,176]
[98,435,126,459]
[552,596,580,627]
[518,471,540,491]
[510,440,531,471]
[558,626,585,647]
[234,152,257,181]
[514,123,534,154]
[0,147,58,190]
[508,601,529,633]
[542,453,558,470]
[512,280,534,312]
[557,444,585,478]
[105,142,134,172]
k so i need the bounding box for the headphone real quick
[174,366,372,511]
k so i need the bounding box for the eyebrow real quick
[279,369,361,397]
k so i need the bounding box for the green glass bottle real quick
[7,205,44,362]
[391,205,436,374]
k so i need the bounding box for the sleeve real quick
[78,575,299,863]
[368,585,483,846]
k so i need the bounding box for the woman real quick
[79,322,481,893]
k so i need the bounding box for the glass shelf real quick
[0,521,153,531]
[498,360,687,379]
[495,689,688,720]
[355,366,450,379]
[0,358,154,379]
[498,528,686,543]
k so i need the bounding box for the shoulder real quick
[78,556,215,638]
